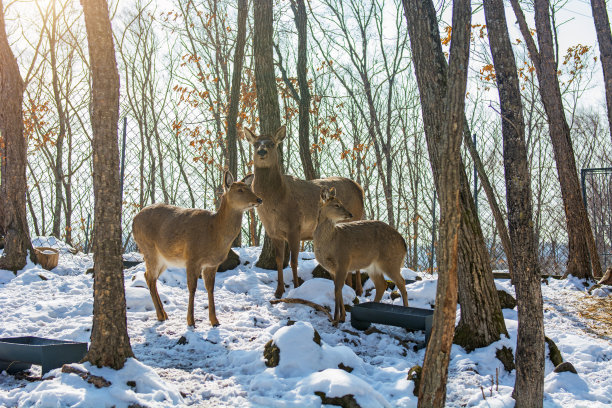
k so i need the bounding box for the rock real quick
[390,290,401,301]
[407,365,422,397]
[263,339,280,367]
[314,391,361,408]
[497,290,517,309]
[312,265,333,280]
[496,346,515,372]
[217,249,240,272]
[546,336,563,367]
[338,363,353,373]
[553,361,577,374]
[177,336,188,346]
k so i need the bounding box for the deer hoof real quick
[274,289,284,299]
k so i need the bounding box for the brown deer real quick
[314,187,408,323]
[132,171,261,327]
[243,126,365,298]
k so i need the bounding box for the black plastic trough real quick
[0,337,88,375]
[351,302,434,347]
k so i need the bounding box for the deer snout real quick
[256,198,263,204]
[257,149,267,157]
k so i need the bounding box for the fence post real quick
[120,116,128,199]
[84,213,91,253]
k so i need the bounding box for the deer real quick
[314,187,408,323]
[132,171,262,327]
[243,125,365,299]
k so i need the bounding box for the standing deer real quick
[132,171,261,327]
[243,126,365,298]
[314,187,408,323]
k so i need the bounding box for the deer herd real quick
[133,125,409,327]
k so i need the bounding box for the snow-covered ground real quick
[0,237,611,407]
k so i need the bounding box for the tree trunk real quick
[483,0,545,405]
[253,0,286,269]
[227,0,248,247]
[292,0,318,181]
[402,0,507,356]
[462,124,514,280]
[510,0,603,279]
[590,0,612,144]
[0,0,37,271]
[81,0,133,369]
[412,0,471,404]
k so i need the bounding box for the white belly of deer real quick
[159,254,187,269]
[363,263,384,276]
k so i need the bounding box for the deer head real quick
[224,171,262,211]
[320,187,353,223]
[243,126,287,168]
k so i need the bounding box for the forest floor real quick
[0,237,611,407]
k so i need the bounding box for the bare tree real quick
[483,0,545,404]
[590,0,612,143]
[402,0,472,404]
[510,0,603,279]
[402,0,507,354]
[0,0,37,271]
[81,0,133,368]
[253,0,287,270]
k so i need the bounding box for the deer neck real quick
[253,161,286,200]
[314,211,337,247]
[213,195,243,244]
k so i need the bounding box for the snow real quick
[1,240,611,407]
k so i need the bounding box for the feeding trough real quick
[351,302,434,347]
[0,337,88,375]
[34,247,59,270]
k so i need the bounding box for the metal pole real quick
[473,133,478,214]
[580,168,587,209]
[84,213,91,253]
[430,189,437,274]
[120,116,128,199]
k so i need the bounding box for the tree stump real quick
[34,247,59,270]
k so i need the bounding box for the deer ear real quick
[224,171,234,190]
[329,187,337,198]
[243,128,258,144]
[241,173,254,187]
[273,126,287,143]
[321,188,330,202]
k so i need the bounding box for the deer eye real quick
[239,188,244,193]
[335,204,340,208]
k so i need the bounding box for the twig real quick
[61,365,111,388]
[269,298,333,322]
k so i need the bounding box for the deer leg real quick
[186,263,200,327]
[203,266,220,327]
[144,258,167,321]
[272,238,286,299]
[371,272,387,303]
[354,270,363,296]
[288,234,301,289]
[388,268,408,307]
[333,267,349,323]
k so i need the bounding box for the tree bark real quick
[510,0,603,279]
[413,0,471,404]
[590,0,612,144]
[253,0,288,269]
[0,0,37,271]
[402,0,507,355]
[81,0,133,369]
[227,0,248,247]
[483,0,544,405]
[291,0,318,181]
[462,124,514,280]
